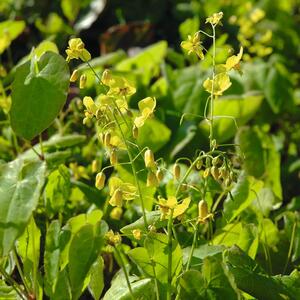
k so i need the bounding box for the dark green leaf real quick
[10,52,69,140]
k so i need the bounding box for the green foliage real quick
[10,52,69,140]
[0,158,46,256]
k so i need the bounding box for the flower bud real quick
[132,229,142,240]
[79,74,87,89]
[70,69,79,82]
[220,167,228,179]
[224,178,232,187]
[95,171,106,190]
[110,207,123,220]
[173,163,181,180]
[196,159,203,170]
[106,230,122,246]
[132,125,138,139]
[110,149,118,165]
[144,149,155,169]
[203,167,210,178]
[148,225,156,232]
[211,166,220,180]
[104,132,111,147]
[92,159,100,173]
[156,169,164,182]
[198,200,209,223]
[101,69,112,85]
[147,171,158,187]
[211,139,217,149]
[212,156,220,166]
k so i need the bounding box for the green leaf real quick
[121,211,167,236]
[103,269,154,300]
[16,217,41,294]
[88,256,104,300]
[224,245,294,300]
[265,63,294,114]
[44,220,61,297]
[213,223,259,259]
[223,172,263,223]
[137,117,171,152]
[169,64,207,115]
[45,165,70,215]
[10,52,69,140]
[179,255,239,299]
[0,158,46,256]
[182,244,225,268]
[61,0,80,22]
[236,126,282,207]
[199,93,263,143]
[128,232,182,295]
[116,41,167,85]
[68,224,103,299]
[0,20,25,54]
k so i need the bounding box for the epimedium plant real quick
[63,11,243,300]
[0,9,300,300]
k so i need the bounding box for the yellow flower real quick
[134,97,156,128]
[203,72,232,96]
[83,96,98,116]
[108,177,137,207]
[225,46,243,74]
[206,12,223,26]
[158,196,191,220]
[65,38,91,62]
[181,32,204,60]
[107,76,136,97]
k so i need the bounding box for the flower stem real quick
[209,25,216,150]
[111,103,148,229]
[166,209,174,300]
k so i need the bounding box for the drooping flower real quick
[181,32,204,60]
[134,97,156,128]
[108,177,137,207]
[203,72,232,96]
[225,46,243,74]
[197,200,213,224]
[158,196,191,220]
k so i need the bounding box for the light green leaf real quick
[223,172,263,223]
[0,20,25,54]
[16,217,41,294]
[116,41,167,85]
[0,159,46,256]
[88,256,104,300]
[10,52,69,140]
[137,117,171,152]
[103,269,154,300]
[199,93,263,143]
